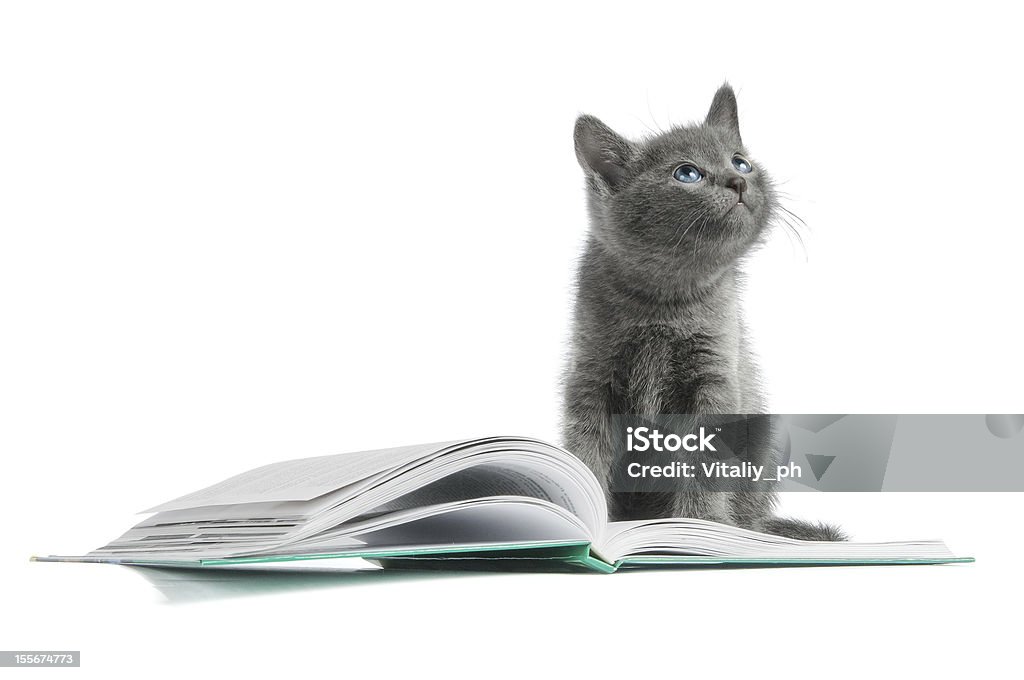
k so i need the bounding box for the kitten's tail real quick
[763,516,848,542]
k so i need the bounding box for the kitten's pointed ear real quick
[574,115,634,189]
[705,83,741,142]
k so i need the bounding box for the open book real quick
[36,437,970,572]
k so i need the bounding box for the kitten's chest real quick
[616,298,742,376]
[626,295,741,365]
[622,320,739,370]
[621,321,744,413]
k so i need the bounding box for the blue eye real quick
[672,164,703,183]
[732,155,752,173]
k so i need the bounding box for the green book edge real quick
[33,541,975,574]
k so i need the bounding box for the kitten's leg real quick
[662,338,739,523]
[610,327,739,522]
[563,385,616,501]
[566,388,677,520]
[729,488,778,531]
[603,326,683,521]
[727,414,781,531]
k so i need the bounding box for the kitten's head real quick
[575,84,778,286]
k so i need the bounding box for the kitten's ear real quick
[574,115,634,189]
[705,83,742,142]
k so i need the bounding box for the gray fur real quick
[562,83,844,541]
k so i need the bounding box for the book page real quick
[284,498,592,555]
[596,518,957,564]
[365,463,577,516]
[354,500,591,548]
[324,448,605,537]
[145,441,459,512]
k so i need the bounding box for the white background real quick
[2,1,1022,677]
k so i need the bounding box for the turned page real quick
[145,441,459,512]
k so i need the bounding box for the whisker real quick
[777,205,808,229]
[673,208,710,252]
[775,214,808,261]
[692,212,714,258]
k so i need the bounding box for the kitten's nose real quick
[726,176,747,196]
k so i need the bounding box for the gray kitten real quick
[562,84,844,541]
